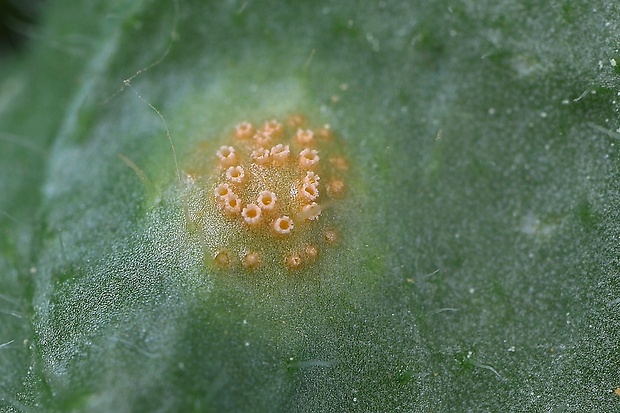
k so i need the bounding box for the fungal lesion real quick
[184,114,348,273]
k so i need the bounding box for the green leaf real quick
[1,0,619,411]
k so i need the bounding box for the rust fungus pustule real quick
[186,116,348,272]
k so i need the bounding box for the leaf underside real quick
[0,0,619,412]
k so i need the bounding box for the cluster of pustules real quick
[206,118,345,270]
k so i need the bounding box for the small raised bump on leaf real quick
[216,146,236,167]
[327,179,345,197]
[257,191,277,211]
[295,129,315,145]
[287,114,306,128]
[299,148,319,169]
[273,216,294,235]
[253,132,272,147]
[214,250,233,268]
[300,202,322,221]
[214,183,232,199]
[270,144,290,163]
[262,120,284,138]
[324,229,339,244]
[242,204,262,225]
[226,165,245,183]
[223,194,241,215]
[251,148,270,165]
[285,252,303,269]
[244,251,261,269]
[304,245,319,260]
[300,183,319,201]
[303,171,320,187]
[235,122,254,140]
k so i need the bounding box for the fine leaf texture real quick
[0,0,619,412]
